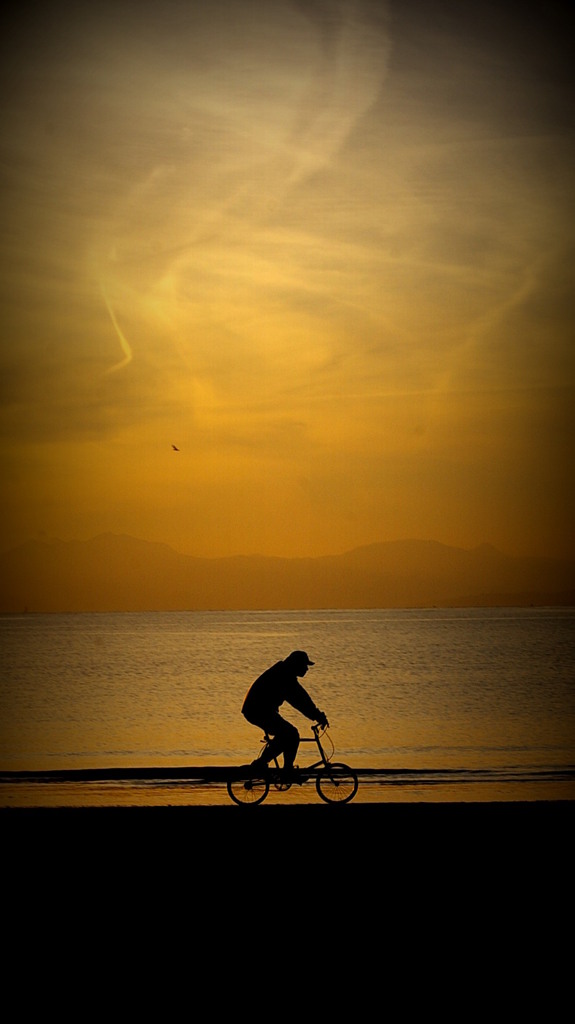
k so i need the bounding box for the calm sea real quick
[1,608,574,806]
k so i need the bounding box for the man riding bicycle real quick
[242,651,328,778]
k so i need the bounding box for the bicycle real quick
[227,722,359,806]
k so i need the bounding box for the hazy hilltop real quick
[1,534,574,612]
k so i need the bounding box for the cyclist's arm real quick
[288,682,326,722]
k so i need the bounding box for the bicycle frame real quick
[262,723,333,776]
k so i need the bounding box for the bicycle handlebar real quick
[313,719,329,733]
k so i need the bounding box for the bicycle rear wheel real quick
[227,773,269,806]
[316,763,358,804]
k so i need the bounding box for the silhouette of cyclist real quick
[242,651,328,778]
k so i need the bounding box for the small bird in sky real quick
[171,444,180,451]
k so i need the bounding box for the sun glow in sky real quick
[1,0,573,560]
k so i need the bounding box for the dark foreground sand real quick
[4,802,572,918]
[4,799,572,835]
[4,801,572,861]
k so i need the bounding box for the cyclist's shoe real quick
[284,766,304,786]
[249,758,268,775]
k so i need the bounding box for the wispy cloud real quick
[1,1,572,559]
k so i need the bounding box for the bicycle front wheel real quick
[316,763,358,804]
[227,773,269,806]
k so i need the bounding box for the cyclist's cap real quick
[288,650,314,666]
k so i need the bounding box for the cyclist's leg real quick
[270,715,299,769]
[250,713,299,768]
[243,712,273,768]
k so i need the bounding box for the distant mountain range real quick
[1,533,573,612]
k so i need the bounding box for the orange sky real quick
[1,1,573,561]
